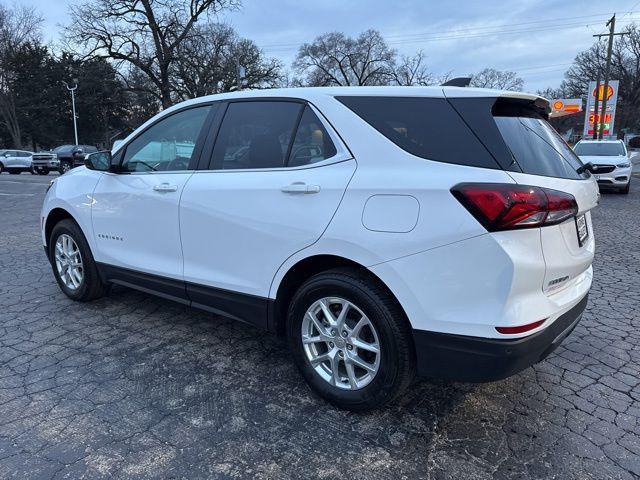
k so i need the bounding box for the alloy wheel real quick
[54,234,84,290]
[301,297,381,390]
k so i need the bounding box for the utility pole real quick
[63,78,79,145]
[593,15,627,139]
[592,77,601,140]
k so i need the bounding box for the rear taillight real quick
[451,183,578,231]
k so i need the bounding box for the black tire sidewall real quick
[287,274,404,409]
[49,220,98,301]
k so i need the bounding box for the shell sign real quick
[583,80,619,137]
[593,84,615,102]
[550,99,582,118]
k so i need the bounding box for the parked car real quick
[41,87,598,410]
[0,149,33,174]
[54,144,98,174]
[31,151,60,175]
[573,140,631,194]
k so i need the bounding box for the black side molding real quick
[96,263,269,330]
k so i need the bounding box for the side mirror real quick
[576,162,593,174]
[85,151,112,172]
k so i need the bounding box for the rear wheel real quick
[49,219,106,301]
[287,268,415,411]
[59,161,72,174]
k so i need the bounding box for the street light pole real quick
[63,78,79,146]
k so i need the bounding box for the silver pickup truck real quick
[31,152,60,175]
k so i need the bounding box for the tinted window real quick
[19,151,31,157]
[336,96,498,169]
[212,101,302,170]
[288,107,337,167]
[574,142,625,157]
[122,105,211,172]
[494,113,586,179]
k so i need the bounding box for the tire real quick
[287,267,415,411]
[49,219,106,302]
[59,161,72,174]
[620,183,630,194]
[0,162,3,174]
[37,167,49,175]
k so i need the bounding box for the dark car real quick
[55,144,98,174]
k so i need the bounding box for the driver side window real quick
[122,105,212,172]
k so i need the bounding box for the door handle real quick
[153,183,178,193]
[281,182,321,194]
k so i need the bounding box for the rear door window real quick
[492,103,587,180]
[288,107,337,167]
[211,101,302,170]
[336,96,499,169]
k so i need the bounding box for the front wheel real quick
[49,219,106,301]
[59,161,72,174]
[287,268,415,411]
[620,183,630,194]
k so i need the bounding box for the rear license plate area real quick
[575,214,588,247]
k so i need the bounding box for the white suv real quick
[41,87,598,410]
[573,139,631,194]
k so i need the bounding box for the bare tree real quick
[293,30,396,86]
[561,24,640,133]
[172,23,283,99]
[0,3,42,148]
[68,0,239,108]
[469,68,524,91]
[392,51,433,86]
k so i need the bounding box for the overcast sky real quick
[22,0,640,93]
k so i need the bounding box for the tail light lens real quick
[496,319,546,335]
[451,183,578,231]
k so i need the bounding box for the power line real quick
[260,12,639,51]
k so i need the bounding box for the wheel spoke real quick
[319,299,337,325]
[310,352,331,366]
[345,361,358,388]
[351,338,380,354]
[350,317,368,338]
[307,312,327,336]
[329,354,341,386]
[302,335,323,345]
[349,354,376,373]
[335,300,349,329]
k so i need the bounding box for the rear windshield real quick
[336,96,499,169]
[493,104,587,180]
[574,142,625,157]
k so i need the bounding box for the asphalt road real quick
[1,170,639,479]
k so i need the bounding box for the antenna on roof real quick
[441,77,472,87]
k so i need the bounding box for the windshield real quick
[574,142,625,157]
[54,145,74,153]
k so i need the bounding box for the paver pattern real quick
[0,172,639,479]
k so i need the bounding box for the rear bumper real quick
[412,293,588,382]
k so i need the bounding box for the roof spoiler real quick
[441,77,472,87]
